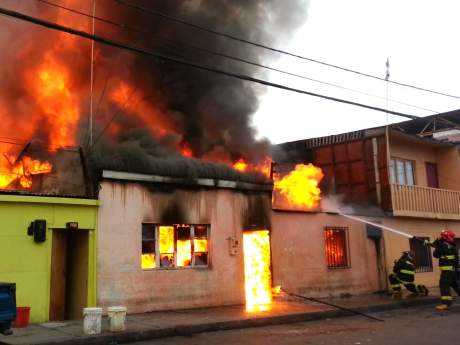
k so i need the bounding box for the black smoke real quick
[0,0,309,183]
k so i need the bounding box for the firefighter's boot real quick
[436,304,450,311]
[392,290,403,299]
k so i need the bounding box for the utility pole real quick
[89,0,96,146]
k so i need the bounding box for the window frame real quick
[389,157,416,186]
[324,226,351,270]
[409,237,433,273]
[141,223,210,270]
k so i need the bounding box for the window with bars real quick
[324,227,350,269]
[389,158,415,185]
[409,237,433,272]
[141,224,209,270]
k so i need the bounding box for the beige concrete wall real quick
[381,217,460,288]
[389,135,437,187]
[436,147,460,190]
[271,212,380,297]
[97,181,271,313]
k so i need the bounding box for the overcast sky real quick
[253,0,460,144]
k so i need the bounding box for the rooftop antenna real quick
[385,57,390,124]
[88,0,96,146]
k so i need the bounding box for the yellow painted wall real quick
[436,147,460,190]
[0,195,98,323]
[389,133,460,191]
[389,134,437,187]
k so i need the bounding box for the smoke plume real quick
[0,0,309,184]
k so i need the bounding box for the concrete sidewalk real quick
[0,293,439,345]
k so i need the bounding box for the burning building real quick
[97,166,273,313]
[0,0,318,321]
[273,110,460,292]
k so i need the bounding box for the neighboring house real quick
[273,110,460,290]
[0,149,99,323]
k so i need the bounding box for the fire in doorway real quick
[243,230,272,312]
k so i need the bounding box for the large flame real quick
[274,163,324,209]
[28,54,80,148]
[243,230,272,312]
[0,155,52,189]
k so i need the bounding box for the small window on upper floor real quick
[390,158,415,185]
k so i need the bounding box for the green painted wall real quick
[0,195,99,323]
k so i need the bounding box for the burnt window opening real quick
[142,224,156,270]
[141,224,209,270]
[409,237,433,272]
[324,227,350,269]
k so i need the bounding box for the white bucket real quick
[82,307,103,335]
[107,306,127,332]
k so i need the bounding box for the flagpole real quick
[89,0,96,146]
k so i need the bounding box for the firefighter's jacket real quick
[392,257,415,283]
[433,239,459,273]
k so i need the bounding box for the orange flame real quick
[26,54,80,148]
[0,155,52,190]
[233,159,248,172]
[274,164,324,210]
[180,142,193,158]
[232,158,271,178]
[177,239,192,267]
[243,230,272,312]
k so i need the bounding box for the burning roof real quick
[0,1,308,194]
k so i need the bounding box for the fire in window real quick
[324,227,349,269]
[409,237,433,272]
[141,224,209,269]
[142,224,156,270]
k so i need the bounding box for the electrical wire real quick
[0,6,420,121]
[115,0,460,101]
[35,0,438,114]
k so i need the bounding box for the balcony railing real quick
[391,184,460,220]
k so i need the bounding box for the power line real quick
[116,0,460,101]
[0,6,420,121]
[35,0,438,114]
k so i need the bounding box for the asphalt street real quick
[127,304,459,345]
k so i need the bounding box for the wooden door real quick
[65,230,89,320]
[426,162,439,188]
[49,230,67,321]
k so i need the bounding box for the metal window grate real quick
[409,237,433,273]
[324,227,350,269]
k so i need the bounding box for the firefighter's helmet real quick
[440,229,456,243]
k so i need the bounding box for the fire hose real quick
[281,288,384,322]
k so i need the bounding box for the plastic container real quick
[83,307,102,335]
[15,307,30,328]
[0,283,16,334]
[107,306,127,332]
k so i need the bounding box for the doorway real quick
[243,230,272,312]
[49,229,89,320]
[425,162,439,188]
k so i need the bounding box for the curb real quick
[0,297,439,345]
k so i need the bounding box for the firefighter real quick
[431,229,460,310]
[388,251,429,297]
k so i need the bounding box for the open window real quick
[324,227,350,269]
[142,224,209,270]
[409,237,433,272]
